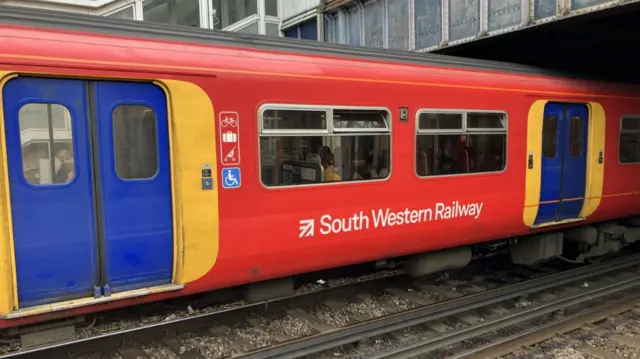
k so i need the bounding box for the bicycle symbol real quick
[221,116,238,128]
[222,168,241,189]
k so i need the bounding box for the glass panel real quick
[415,0,442,50]
[300,18,318,40]
[18,104,75,185]
[336,10,348,44]
[542,115,558,158]
[535,0,556,19]
[333,110,389,129]
[262,109,327,130]
[467,113,505,129]
[572,0,609,10]
[143,0,170,23]
[324,15,335,42]
[265,0,278,16]
[388,0,410,50]
[113,105,159,180]
[221,0,257,28]
[621,117,640,131]
[416,133,506,176]
[237,21,259,34]
[364,0,384,48]
[418,113,463,130]
[174,0,200,26]
[620,133,640,164]
[211,0,223,29]
[107,6,135,19]
[348,7,361,46]
[143,0,200,27]
[18,103,70,130]
[569,116,583,158]
[260,134,390,186]
[284,27,299,38]
[266,22,280,36]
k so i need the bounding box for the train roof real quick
[0,5,581,79]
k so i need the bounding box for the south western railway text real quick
[319,201,483,236]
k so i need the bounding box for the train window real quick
[112,105,159,180]
[259,106,391,187]
[569,116,583,158]
[619,116,640,164]
[467,113,505,130]
[333,109,388,130]
[542,115,558,159]
[262,109,327,131]
[416,110,506,176]
[18,103,75,185]
[418,113,463,131]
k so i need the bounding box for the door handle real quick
[598,149,603,164]
[528,152,534,169]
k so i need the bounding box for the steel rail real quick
[0,272,407,359]
[236,253,640,359]
[450,294,640,359]
[372,275,640,358]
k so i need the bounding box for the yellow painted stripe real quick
[158,79,218,284]
[579,102,606,218]
[0,72,18,313]
[153,81,180,284]
[0,53,640,100]
[523,100,546,227]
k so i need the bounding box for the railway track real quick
[1,253,637,359]
[238,252,640,359]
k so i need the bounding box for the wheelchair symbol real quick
[222,168,241,189]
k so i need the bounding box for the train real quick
[0,5,639,340]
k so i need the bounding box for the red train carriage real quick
[0,6,639,335]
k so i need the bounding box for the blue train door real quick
[93,82,174,294]
[2,77,98,307]
[2,77,173,308]
[535,103,589,225]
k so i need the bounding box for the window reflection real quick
[620,117,640,164]
[348,7,361,46]
[212,0,258,28]
[143,0,200,27]
[542,115,558,159]
[107,6,135,20]
[260,108,391,187]
[416,112,507,176]
[364,0,384,48]
[18,104,75,185]
[113,105,159,180]
[265,0,278,17]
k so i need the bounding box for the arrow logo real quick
[299,219,315,238]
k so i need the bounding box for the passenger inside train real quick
[415,111,506,176]
[260,107,391,187]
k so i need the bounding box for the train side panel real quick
[596,98,640,221]
[197,75,528,289]
[0,24,639,329]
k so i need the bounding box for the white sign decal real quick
[298,201,483,238]
[299,219,315,238]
